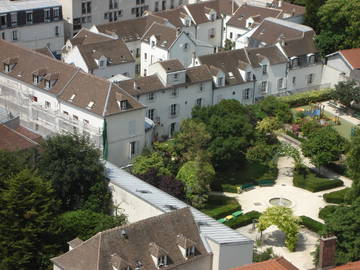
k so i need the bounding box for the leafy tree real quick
[256,117,282,134]
[57,209,127,241]
[224,39,235,51]
[277,143,301,167]
[332,80,360,107]
[246,142,278,165]
[132,152,171,176]
[315,0,360,56]
[346,129,360,202]
[251,96,292,123]
[0,169,60,270]
[302,127,345,169]
[257,206,300,252]
[176,159,215,208]
[304,0,325,32]
[323,198,360,264]
[38,134,111,213]
[301,120,322,137]
[253,247,278,262]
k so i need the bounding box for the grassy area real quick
[293,167,344,192]
[200,195,241,220]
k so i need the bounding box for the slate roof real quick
[159,59,185,73]
[34,47,56,59]
[141,23,179,50]
[69,28,114,46]
[152,7,190,28]
[229,257,299,270]
[272,0,305,16]
[52,208,211,270]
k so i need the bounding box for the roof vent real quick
[92,49,96,53]
[120,229,128,239]
[136,189,152,194]
[86,101,95,110]
[197,221,209,226]
[164,205,178,210]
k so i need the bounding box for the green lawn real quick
[200,194,241,220]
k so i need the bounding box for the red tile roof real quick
[332,261,360,270]
[0,124,40,151]
[340,48,360,69]
[229,257,299,270]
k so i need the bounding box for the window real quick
[292,58,299,68]
[147,92,155,101]
[53,7,60,18]
[73,126,77,133]
[135,64,140,74]
[120,100,128,110]
[183,43,188,50]
[243,88,250,100]
[1,32,4,40]
[260,81,267,92]
[199,83,203,92]
[158,255,167,267]
[33,75,39,85]
[4,64,10,73]
[148,109,155,120]
[229,32,233,39]
[73,115,79,121]
[82,2,86,14]
[170,0,175,8]
[208,28,215,38]
[246,71,251,81]
[83,119,89,125]
[277,78,283,89]
[174,73,178,80]
[171,88,178,97]
[32,96,38,102]
[86,16,92,23]
[162,0,166,10]
[292,76,296,85]
[118,10,122,16]
[155,1,159,11]
[87,101,95,109]
[45,80,51,89]
[87,2,91,13]
[308,54,315,64]
[170,123,176,137]
[144,69,147,76]
[63,110,69,115]
[151,40,155,47]
[11,13,17,26]
[130,141,136,156]
[44,9,51,21]
[69,94,76,102]
[26,12,33,24]
[136,48,140,57]
[0,15,6,28]
[186,246,195,257]
[99,60,105,68]
[104,12,108,19]
[262,64,267,75]
[196,98,202,106]
[55,26,59,37]
[307,74,314,85]
[45,101,51,109]
[218,77,223,86]
[144,53,147,60]
[210,13,216,21]
[170,104,177,117]
[179,0,183,5]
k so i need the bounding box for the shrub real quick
[278,88,333,107]
[201,195,241,220]
[323,188,350,204]
[293,168,344,192]
[319,205,338,220]
[221,184,239,193]
[225,211,261,229]
[300,216,326,234]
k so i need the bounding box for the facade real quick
[117,59,213,139]
[106,161,253,270]
[322,48,360,87]
[62,29,135,78]
[0,40,145,166]
[52,207,213,270]
[0,0,64,54]
[59,0,188,40]
[140,23,213,76]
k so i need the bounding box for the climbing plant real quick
[257,206,300,252]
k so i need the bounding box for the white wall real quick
[287,63,324,92]
[326,54,352,76]
[195,20,222,48]
[213,82,255,105]
[225,25,247,45]
[94,61,135,79]
[321,65,345,88]
[63,46,89,72]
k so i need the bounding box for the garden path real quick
[321,101,360,126]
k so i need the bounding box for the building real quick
[0,0,64,54]
[59,0,188,40]
[91,14,169,77]
[52,208,213,270]
[116,59,213,139]
[0,40,146,166]
[140,22,213,76]
[322,48,360,87]
[106,161,253,270]
[62,29,135,78]
[229,257,298,270]
[195,45,289,103]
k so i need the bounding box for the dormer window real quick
[210,13,216,21]
[308,54,315,64]
[151,40,156,47]
[218,77,223,86]
[45,79,51,89]
[157,255,167,268]
[87,101,95,110]
[69,94,76,102]
[183,43,188,50]
[120,100,129,110]
[4,64,10,73]
[246,71,252,81]
[33,75,39,85]
[99,60,105,68]
[185,246,195,257]
[291,57,299,68]
[174,73,178,80]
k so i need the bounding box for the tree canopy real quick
[304,0,325,32]
[332,80,360,108]
[251,96,292,123]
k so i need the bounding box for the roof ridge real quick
[103,82,113,117]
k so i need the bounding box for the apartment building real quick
[0,0,64,54]
[117,59,213,139]
[59,0,188,40]
[62,29,135,78]
[140,23,213,76]
[0,40,145,166]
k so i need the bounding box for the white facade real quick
[321,53,353,88]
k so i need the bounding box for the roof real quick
[0,40,143,117]
[280,31,317,57]
[142,23,180,50]
[331,260,360,270]
[34,47,56,59]
[0,0,60,13]
[272,0,305,16]
[159,59,185,73]
[96,15,168,43]
[52,208,211,270]
[69,29,114,47]
[229,257,299,270]
[76,39,134,70]
[227,5,282,29]
[152,7,190,28]
[117,65,212,95]
[0,124,40,151]
[339,48,360,69]
[67,238,84,249]
[104,161,252,246]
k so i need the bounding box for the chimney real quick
[319,235,337,270]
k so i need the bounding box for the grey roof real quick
[105,161,252,247]
[0,0,60,13]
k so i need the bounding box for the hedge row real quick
[225,211,261,229]
[293,169,344,192]
[300,216,326,234]
[278,88,333,107]
[323,188,350,204]
[207,205,242,220]
[221,184,238,193]
[319,205,338,220]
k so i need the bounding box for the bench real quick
[241,183,256,191]
[217,218,226,223]
[257,180,275,187]
[232,210,243,217]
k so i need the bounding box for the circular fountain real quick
[269,197,292,207]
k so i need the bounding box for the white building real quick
[62,29,135,78]
[117,59,213,139]
[0,39,145,167]
[0,0,64,54]
[140,22,213,76]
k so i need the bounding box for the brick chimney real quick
[319,235,337,270]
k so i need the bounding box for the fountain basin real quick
[269,197,292,207]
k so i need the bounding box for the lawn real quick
[200,194,241,220]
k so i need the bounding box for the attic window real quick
[45,79,51,89]
[120,100,129,110]
[210,13,216,21]
[33,75,40,85]
[87,101,95,110]
[185,246,196,257]
[4,64,10,73]
[228,72,234,79]
[69,94,76,102]
[157,255,167,268]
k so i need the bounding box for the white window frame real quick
[26,11,33,24]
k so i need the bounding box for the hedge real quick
[323,188,350,204]
[201,195,242,220]
[293,169,344,192]
[221,184,239,193]
[278,88,333,107]
[225,211,261,229]
[319,205,338,220]
[300,216,326,234]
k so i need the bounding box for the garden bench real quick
[258,180,275,187]
[241,183,255,191]
[217,218,226,223]
[232,210,243,217]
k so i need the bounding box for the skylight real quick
[69,94,76,102]
[86,101,95,110]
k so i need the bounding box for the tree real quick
[332,80,360,107]
[302,127,345,169]
[315,0,360,56]
[277,143,302,167]
[0,169,60,270]
[224,39,235,51]
[304,0,325,32]
[38,134,111,213]
[251,96,292,123]
[57,209,127,241]
[246,142,278,165]
[346,129,360,201]
[256,117,282,134]
[257,206,300,252]
[176,159,215,208]
[323,198,360,264]
[132,152,171,176]
[300,120,322,137]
